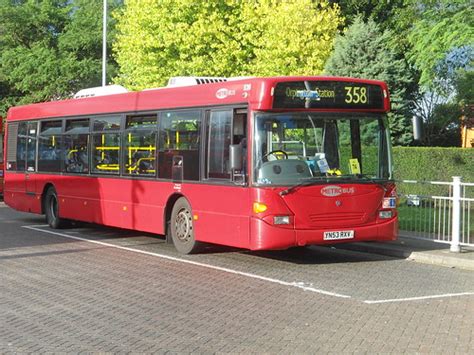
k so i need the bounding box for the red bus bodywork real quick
[4,76,397,250]
[0,118,4,196]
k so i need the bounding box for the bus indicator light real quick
[253,202,268,214]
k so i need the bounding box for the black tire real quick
[170,197,201,254]
[44,187,67,229]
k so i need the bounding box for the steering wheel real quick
[262,150,289,162]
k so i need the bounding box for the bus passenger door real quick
[25,122,38,195]
[197,108,250,248]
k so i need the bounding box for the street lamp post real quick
[102,0,107,87]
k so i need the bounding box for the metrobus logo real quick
[321,185,355,197]
[216,88,236,99]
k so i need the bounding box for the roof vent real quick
[73,85,128,99]
[167,77,227,87]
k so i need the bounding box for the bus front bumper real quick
[249,217,398,251]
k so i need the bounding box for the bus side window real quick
[16,122,28,172]
[38,120,62,172]
[64,119,90,174]
[124,114,157,176]
[158,110,201,181]
[91,115,121,175]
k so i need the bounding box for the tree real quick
[112,0,343,90]
[324,17,417,145]
[0,0,122,116]
[405,0,473,89]
[329,0,406,31]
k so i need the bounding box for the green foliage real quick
[392,147,474,182]
[421,103,462,147]
[406,0,473,89]
[393,147,474,197]
[113,0,343,90]
[330,0,406,31]
[455,70,474,107]
[0,0,121,116]
[324,17,416,146]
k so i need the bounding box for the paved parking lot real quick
[1,202,473,353]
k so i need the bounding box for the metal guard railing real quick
[395,177,473,251]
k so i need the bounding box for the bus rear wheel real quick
[170,197,201,254]
[44,187,67,229]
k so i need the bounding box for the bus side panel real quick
[35,174,101,224]
[24,174,251,250]
[94,178,166,233]
[4,172,41,213]
[48,176,165,233]
[183,184,251,249]
[35,176,251,249]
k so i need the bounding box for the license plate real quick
[323,230,354,241]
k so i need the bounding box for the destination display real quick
[272,81,385,109]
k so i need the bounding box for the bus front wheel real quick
[170,197,201,254]
[44,188,67,229]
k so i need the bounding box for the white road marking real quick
[21,225,474,304]
[364,292,474,304]
[22,225,352,299]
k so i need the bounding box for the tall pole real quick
[102,0,107,86]
[450,176,462,253]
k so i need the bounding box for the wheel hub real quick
[175,209,192,242]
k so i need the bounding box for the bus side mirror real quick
[229,144,242,170]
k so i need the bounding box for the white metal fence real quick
[396,177,474,251]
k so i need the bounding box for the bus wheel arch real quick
[165,195,202,254]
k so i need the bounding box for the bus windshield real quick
[253,112,392,186]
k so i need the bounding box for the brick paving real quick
[0,204,473,353]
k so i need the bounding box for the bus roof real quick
[7,76,390,121]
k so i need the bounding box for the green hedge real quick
[393,147,474,182]
[392,147,474,197]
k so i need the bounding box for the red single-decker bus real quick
[3,76,398,253]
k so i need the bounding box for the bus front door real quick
[25,122,37,195]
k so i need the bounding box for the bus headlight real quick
[273,216,290,225]
[379,211,393,219]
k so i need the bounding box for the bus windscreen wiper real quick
[279,177,329,196]
[279,174,386,196]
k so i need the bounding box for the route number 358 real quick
[344,86,368,104]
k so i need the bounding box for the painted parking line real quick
[22,225,474,305]
[22,225,351,299]
[364,292,474,304]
